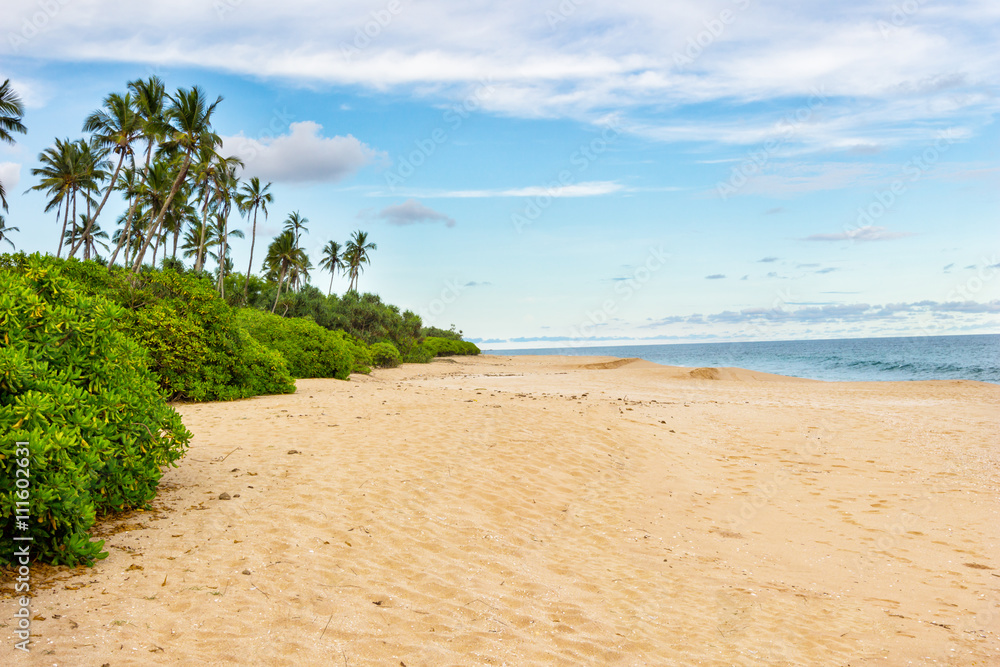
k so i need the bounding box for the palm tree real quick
[283,211,309,249]
[344,229,377,292]
[28,138,74,256]
[131,86,222,272]
[108,76,167,267]
[0,79,27,212]
[71,91,141,256]
[236,177,273,302]
[207,212,245,265]
[265,230,300,313]
[318,240,343,296]
[64,215,109,260]
[0,216,18,249]
[29,138,105,257]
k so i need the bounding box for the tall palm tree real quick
[72,91,141,256]
[108,76,167,267]
[0,79,27,212]
[28,138,74,256]
[0,216,18,249]
[283,211,309,249]
[236,176,273,302]
[29,138,104,257]
[131,86,222,272]
[344,229,377,292]
[265,230,300,313]
[318,240,343,296]
[213,159,242,296]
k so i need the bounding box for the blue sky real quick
[1,0,998,348]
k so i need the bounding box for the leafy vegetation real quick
[0,256,191,566]
[369,342,402,368]
[421,336,482,357]
[236,308,359,380]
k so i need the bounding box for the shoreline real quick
[3,354,998,664]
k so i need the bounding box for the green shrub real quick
[44,256,296,401]
[421,336,481,357]
[420,325,464,341]
[236,308,358,380]
[369,341,401,368]
[0,257,191,566]
[403,344,434,364]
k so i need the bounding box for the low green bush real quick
[421,336,481,357]
[236,308,358,380]
[370,341,401,368]
[0,257,191,566]
[403,344,434,364]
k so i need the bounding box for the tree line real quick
[0,77,377,308]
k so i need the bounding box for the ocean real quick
[484,334,1000,384]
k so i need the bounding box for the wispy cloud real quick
[378,181,633,199]
[803,225,914,242]
[5,1,998,151]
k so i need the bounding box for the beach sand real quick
[3,354,999,665]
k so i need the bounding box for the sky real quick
[1,0,998,349]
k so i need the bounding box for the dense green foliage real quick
[369,341,402,368]
[0,257,191,566]
[25,255,297,401]
[421,325,464,341]
[236,308,360,379]
[243,285,423,355]
[420,336,482,357]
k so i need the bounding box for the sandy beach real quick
[3,354,998,665]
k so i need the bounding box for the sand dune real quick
[3,354,998,665]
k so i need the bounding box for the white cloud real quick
[0,163,21,193]
[3,1,997,149]
[220,121,382,184]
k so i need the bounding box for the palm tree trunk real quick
[328,272,334,297]
[131,151,192,272]
[195,197,209,272]
[218,216,228,296]
[271,265,287,313]
[56,195,70,258]
[71,150,124,258]
[244,205,258,302]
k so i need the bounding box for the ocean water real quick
[485,334,1000,384]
